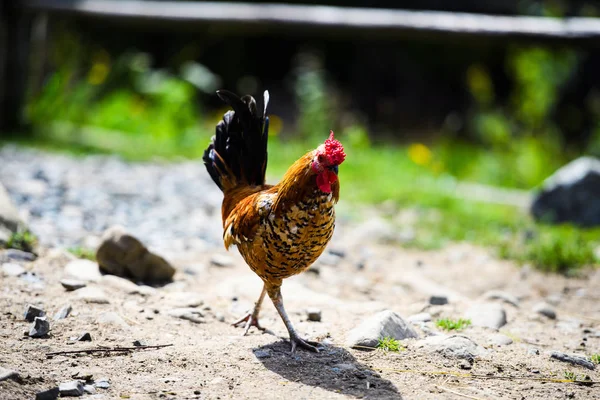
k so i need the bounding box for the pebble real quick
[95,378,110,389]
[550,351,596,370]
[83,385,96,395]
[75,332,92,342]
[64,259,102,282]
[53,304,72,320]
[528,347,540,356]
[35,387,59,400]
[60,279,86,291]
[96,312,129,327]
[210,254,234,267]
[465,303,507,329]
[167,308,205,323]
[24,305,46,321]
[488,333,513,346]
[0,366,19,382]
[345,310,418,349]
[429,295,448,305]
[482,290,520,307]
[59,380,84,397]
[76,287,110,304]
[253,349,272,359]
[2,262,25,277]
[29,317,50,337]
[133,339,147,346]
[306,308,322,322]
[417,335,485,359]
[532,302,556,319]
[408,313,432,323]
[0,249,36,262]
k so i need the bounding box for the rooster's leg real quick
[267,285,320,354]
[232,284,267,335]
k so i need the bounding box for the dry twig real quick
[46,344,173,357]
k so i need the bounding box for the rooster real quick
[203,90,346,353]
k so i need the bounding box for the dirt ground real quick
[1,228,599,400]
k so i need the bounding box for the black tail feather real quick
[203,90,269,191]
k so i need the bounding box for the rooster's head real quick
[311,131,346,193]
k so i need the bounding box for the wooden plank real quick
[20,0,600,40]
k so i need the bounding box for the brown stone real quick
[95,225,175,282]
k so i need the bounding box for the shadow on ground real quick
[255,341,402,399]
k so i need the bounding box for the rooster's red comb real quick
[324,130,346,165]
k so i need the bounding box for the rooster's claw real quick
[289,335,321,354]
[232,312,265,336]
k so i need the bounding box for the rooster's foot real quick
[289,334,321,354]
[232,312,266,336]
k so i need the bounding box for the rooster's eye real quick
[317,154,326,163]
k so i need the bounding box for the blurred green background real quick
[2,0,600,272]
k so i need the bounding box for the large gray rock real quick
[465,303,507,329]
[96,225,175,282]
[531,156,600,227]
[417,335,485,359]
[0,183,24,244]
[345,310,418,349]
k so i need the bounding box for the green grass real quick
[435,318,472,331]
[5,231,37,253]
[3,126,599,274]
[377,337,403,352]
[563,371,577,381]
[591,354,600,365]
[68,247,96,261]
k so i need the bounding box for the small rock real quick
[64,259,102,282]
[60,279,86,291]
[0,366,19,382]
[210,254,233,267]
[100,274,141,293]
[76,332,92,342]
[2,262,25,277]
[96,225,175,282]
[429,296,448,305]
[417,335,485,359]
[53,304,72,320]
[458,359,473,370]
[29,317,50,337]
[164,292,204,308]
[332,363,357,372]
[253,349,272,359]
[488,333,513,346]
[76,287,109,304]
[215,312,225,322]
[482,290,520,307]
[35,387,59,400]
[83,385,96,395]
[95,378,110,389]
[528,347,540,356]
[167,308,205,323]
[545,293,562,306]
[408,313,432,323]
[345,310,419,349]
[1,249,36,263]
[550,351,595,370]
[133,339,147,347]
[24,304,46,321]
[96,312,128,327]
[532,302,556,319]
[306,308,322,322]
[530,156,600,226]
[59,380,84,397]
[465,303,507,329]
